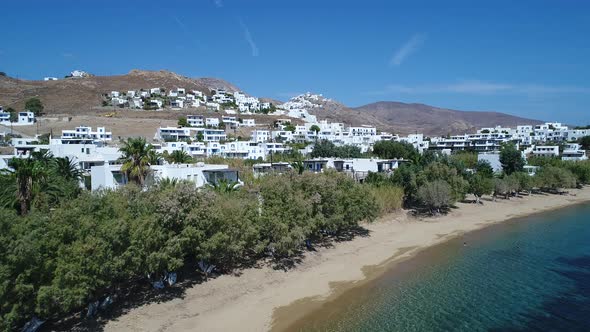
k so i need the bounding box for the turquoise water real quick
[298,203,590,331]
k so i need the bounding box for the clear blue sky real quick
[1,0,589,124]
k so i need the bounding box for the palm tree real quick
[119,137,155,186]
[208,178,241,194]
[52,156,83,181]
[291,159,305,175]
[167,150,193,164]
[9,157,47,215]
[147,149,163,166]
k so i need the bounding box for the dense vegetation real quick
[368,142,590,213]
[310,140,362,158]
[0,163,377,330]
[2,138,590,330]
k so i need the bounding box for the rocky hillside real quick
[0,70,239,114]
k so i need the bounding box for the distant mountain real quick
[0,70,543,136]
[351,101,543,135]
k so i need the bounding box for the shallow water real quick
[294,203,590,331]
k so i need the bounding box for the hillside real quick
[0,70,239,115]
[0,70,543,136]
[351,101,543,135]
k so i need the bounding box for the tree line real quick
[0,144,377,330]
[2,137,590,330]
[368,141,590,214]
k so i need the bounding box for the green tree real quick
[499,143,525,175]
[450,151,478,169]
[178,116,189,127]
[284,122,296,133]
[493,178,509,200]
[469,175,493,204]
[475,160,494,178]
[119,137,155,186]
[423,162,469,202]
[390,164,420,204]
[6,107,17,122]
[167,150,193,164]
[372,141,419,160]
[52,157,82,181]
[291,159,305,175]
[534,166,577,192]
[417,180,453,214]
[310,140,361,158]
[310,125,320,135]
[579,136,590,151]
[24,97,44,116]
[7,157,47,215]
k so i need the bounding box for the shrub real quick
[369,185,404,214]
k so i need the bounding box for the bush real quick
[534,166,577,191]
[369,185,404,214]
[417,180,453,213]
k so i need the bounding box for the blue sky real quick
[1,0,589,124]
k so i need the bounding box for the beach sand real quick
[105,187,590,332]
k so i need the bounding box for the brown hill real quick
[349,101,543,135]
[0,70,239,114]
[0,70,543,136]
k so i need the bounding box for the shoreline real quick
[105,187,590,332]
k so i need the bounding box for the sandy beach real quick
[105,187,590,332]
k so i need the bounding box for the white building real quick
[91,162,240,191]
[155,127,226,142]
[69,70,90,78]
[241,118,256,127]
[562,143,588,161]
[205,118,220,128]
[0,111,10,125]
[150,87,163,95]
[14,112,35,126]
[12,138,121,173]
[532,145,560,157]
[44,77,58,81]
[302,157,407,181]
[187,115,204,127]
[61,126,113,142]
[252,130,271,143]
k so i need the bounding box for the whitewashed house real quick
[222,116,239,129]
[150,87,163,95]
[170,99,184,108]
[252,130,271,143]
[15,112,35,126]
[12,138,121,175]
[91,162,240,191]
[532,145,560,157]
[0,111,10,125]
[187,115,205,127]
[205,118,220,128]
[562,143,588,161]
[61,126,112,142]
[206,102,221,111]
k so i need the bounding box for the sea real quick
[291,203,590,332]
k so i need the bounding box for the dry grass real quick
[369,185,404,215]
